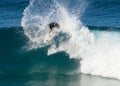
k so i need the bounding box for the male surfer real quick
[49,22,59,33]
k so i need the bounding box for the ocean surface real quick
[1,0,120,86]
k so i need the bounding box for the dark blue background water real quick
[0,0,29,28]
[0,0,120,86]
[81,0,120,27]
[0,0,120,28]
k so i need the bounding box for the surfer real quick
[49,22,59,33]
[44,22,59,43]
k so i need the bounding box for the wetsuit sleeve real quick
[49,23,54,29]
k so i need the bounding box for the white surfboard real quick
[44,31,55,43]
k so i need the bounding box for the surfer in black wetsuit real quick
[49,22,59,33]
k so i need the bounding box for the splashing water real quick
[21,0,94,58]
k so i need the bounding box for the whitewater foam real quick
[80,31,120,79]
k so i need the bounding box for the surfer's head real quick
[53,22,57,26]
[53,22,59,28]
[49,22,59,29]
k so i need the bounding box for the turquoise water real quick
[1,0,120,86]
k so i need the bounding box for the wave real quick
[21,0,120,80]
[0,27,79,75]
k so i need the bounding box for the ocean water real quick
[1,0,120,86]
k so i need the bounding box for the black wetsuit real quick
[49,23,55,29]
[49,22,59,29]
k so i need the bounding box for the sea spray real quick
[21,0,93,58]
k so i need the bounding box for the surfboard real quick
[44,31,55,43]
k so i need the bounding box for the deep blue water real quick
[1,0,120,86]
[0,0,120,28]
[0,0,28,27]
[81,0,120,27]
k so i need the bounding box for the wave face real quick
[0,27,80,86]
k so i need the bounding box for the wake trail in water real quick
[21,0,120,80]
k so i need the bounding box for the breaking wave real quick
[21,0,120,80]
